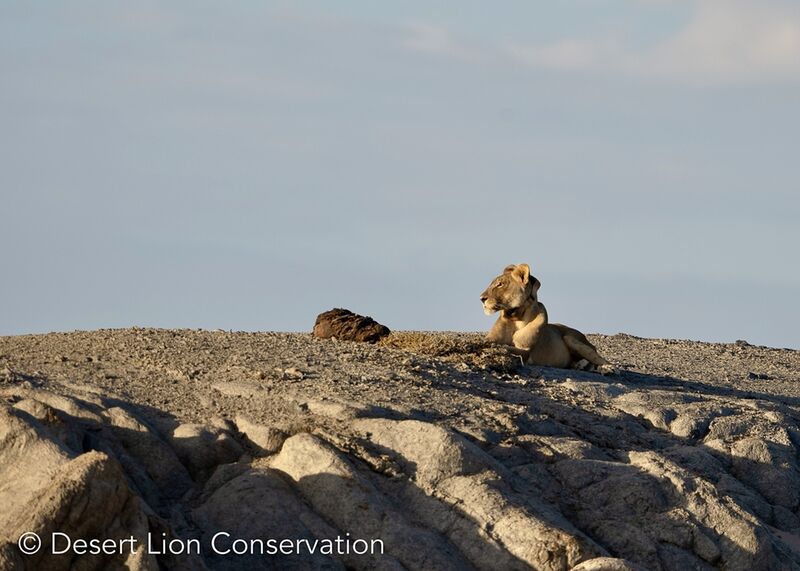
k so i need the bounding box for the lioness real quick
[480,263,615,374]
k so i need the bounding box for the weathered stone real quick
[235,415,287,455]
[0,402,159,570]
[271,432,470,570]
[354,418,605,570]
[3,328,800,570]
[194,466,345,570]
[168,423,244,479]
[570,556,647,571]
[104,406,194,502]
[728,437,800,509]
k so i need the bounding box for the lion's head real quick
[480,263,541,315]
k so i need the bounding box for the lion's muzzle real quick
[480,291,499,315]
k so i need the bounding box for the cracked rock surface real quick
[1,329,799,570]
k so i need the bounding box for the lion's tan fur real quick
[480,263,614,374]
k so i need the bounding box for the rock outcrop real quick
[0,401,160,571]
[1,328,800,570]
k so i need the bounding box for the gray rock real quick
[3,329,800,570]
[728,437,800,509]
[354,418,605,570]
[0,403,158,570]
[270,432,464,570]
[168,423,244,479]
[194,465,345,570]
[235,415,287,455]
[570,557,647,571]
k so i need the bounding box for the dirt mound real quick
[312,308,390,343]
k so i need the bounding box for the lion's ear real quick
[503,264,517,274]
[513,263,531,284]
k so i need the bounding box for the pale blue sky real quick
[2,1,798,347]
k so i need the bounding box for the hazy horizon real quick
[2,2,798,348]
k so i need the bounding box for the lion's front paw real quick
[597,363,617,376]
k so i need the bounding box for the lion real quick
[480,263,615,374]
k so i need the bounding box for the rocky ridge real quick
[0,329,799,570]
